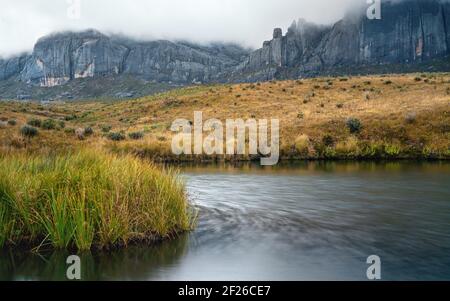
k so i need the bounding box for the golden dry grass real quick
[0,73,449,159]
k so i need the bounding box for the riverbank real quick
[2,160,449,280]
[0,148,192,251]
[1,73,448,161]
[0,73,448,251]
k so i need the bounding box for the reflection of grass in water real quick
[0,234,189,280]
[178,160,450,176]
[95,233,189,280]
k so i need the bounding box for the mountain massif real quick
[1,0,450,100]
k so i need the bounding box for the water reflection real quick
[0,235,189,281]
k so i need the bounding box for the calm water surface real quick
[1,161,450,280]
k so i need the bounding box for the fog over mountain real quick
[0,0,363,58]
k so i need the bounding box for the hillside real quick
[0,73,449,161]
[2,0,450,100]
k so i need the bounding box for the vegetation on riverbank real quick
[0,149,192,251]
[0,73,448,161]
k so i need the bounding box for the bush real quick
[64,127,75,134]
[322,135,335,147]
[64,114,78,121]
[0,149,190,250]
[128,131,144,140]
[20,125,39,138]
[335,136,360,156]
[58,120,65,129]
[101,124,112,133]
[7,119,17,126]
[108,132,126,141]
[294,134,310,155]
[42,119,57,130]
[27,118,42,127]
[84,127,94,136]
[346,118,362,134]
[384,143,401,157]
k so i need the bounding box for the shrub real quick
[101,124,112,133]
[7,119,17,126]
[336,103,344,109]
[58,120,65,129]
[384,143,402,157]
[128,131,144,140]
[0,149,191,250]
[20,125,39,138]
[64,114,78,121]
[84,127,94,136]
[108,132,126,141]
[336,136,360,156]
[42,119,57,130]
[346,118,362,134]
[294,134,310,155]
[27,118,42,127]
[64,127,75,134]
[322,135,335,147]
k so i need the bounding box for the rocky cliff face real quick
[1,0,450,93]
[0,56,27,81]
[5,29,249,87]
[233,0,450,81]
[19,30,129,86]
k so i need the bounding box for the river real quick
[1,161,449,280]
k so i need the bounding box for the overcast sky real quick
[0,0,363,58]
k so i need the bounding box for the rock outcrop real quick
[6,29,249,87]
[232,0,450,81]
[0,56,27,81]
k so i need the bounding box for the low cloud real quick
[0,0,364,58]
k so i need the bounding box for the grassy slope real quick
[0,73,449,160]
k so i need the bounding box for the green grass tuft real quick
[0,149,192,250]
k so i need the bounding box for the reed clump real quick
[0,149,191,251]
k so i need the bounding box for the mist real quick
[0,0,365,58]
